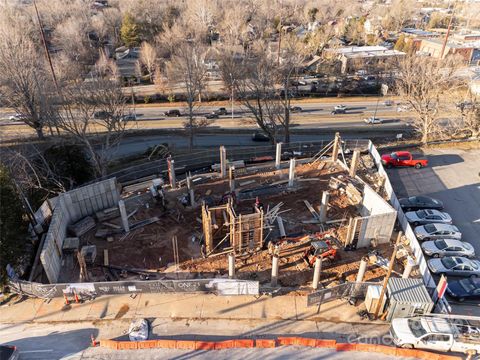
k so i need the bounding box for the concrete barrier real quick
[97,336,463,359]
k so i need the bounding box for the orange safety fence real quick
[97,336,464,359]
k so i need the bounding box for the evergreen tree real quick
[0,165,27,286]
[121,13,140,48]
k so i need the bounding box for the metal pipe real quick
[228,253,235,279]
[312,257,322,290]
[275,142,282,169]
[288,158,295,187]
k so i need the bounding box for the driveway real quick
[386,147,480,314]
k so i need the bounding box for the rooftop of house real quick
[421,38,475,49]
[402,28,440,37]
[330,46,406,59]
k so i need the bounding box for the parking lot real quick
[387,146,480,315]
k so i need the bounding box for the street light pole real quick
[230,73,234,120]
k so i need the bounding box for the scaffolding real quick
[202,201,264,256]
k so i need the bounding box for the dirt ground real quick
[69,159,395,287]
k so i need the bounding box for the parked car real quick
[128,318,149,341]
[205,112,219,119]
[399,196,444,211]
[446,277,480,301]
[252,132,270,142]
[289,106,302,113]
[414,223,461,241]
[381,151,428,169]
[405,209,452,226]
[390,316,480,353]
[0,345,19,360]
[364,116,383,124]
[93,110,112,119]
[384,100,394,106]
[428,256,480,277]
[164,109,181,117]
[397,105,410,112]
[421,239,475,258]
[334,105,347,111]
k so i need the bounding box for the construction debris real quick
[69,216,96,237]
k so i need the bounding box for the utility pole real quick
[229,73,234,120]
[439,10,454,60]
[374,231,403,319]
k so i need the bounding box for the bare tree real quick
[454,94,480,139]
[167,41,208,151]
[0,26,54,139]
[139,41,157,82]
[55,78,129,177]
[394,55,464,145]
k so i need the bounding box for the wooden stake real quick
[374,231,403,319]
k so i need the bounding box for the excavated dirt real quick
[70,159,395,287]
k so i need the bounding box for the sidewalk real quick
[0,293,384,326]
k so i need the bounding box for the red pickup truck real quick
[381,151,428,169]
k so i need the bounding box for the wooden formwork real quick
[202,202,264,256]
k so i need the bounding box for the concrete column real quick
[345,217,354,245]
[288,158,295,187]
[168,157,176,189]
[332,132,340,162]
[319,191,330,223]
[356,256,369,283]
[402,257,415,279]
[277,216,286,238]
[228,253,235,279]
[229,166,235,191]
[220,146,227,178]
[275,142,282,169]
[118,200,129,233]
[312,257,322,290]
[187,175,195,207]
[271,255,279,287]
[349,150,361,178]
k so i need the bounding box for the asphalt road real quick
[386,147,480,315]
[0,318,401,360]
[0,99,413,141]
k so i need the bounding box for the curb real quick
[98,336,463,359]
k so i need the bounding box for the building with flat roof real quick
[326,46,406,74]
[419,38,476,63]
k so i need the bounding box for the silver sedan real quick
[405,209,452,226]
[428,256,480,277]
[421,239,475,258]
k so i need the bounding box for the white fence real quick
[367,141,449,313]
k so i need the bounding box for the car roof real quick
[441,239,464,247]
[431,223,456,231]
[395,151,410,156]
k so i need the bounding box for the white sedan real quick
[334,105,347,111]
[422,239,475,258]
[364,117,383,124]
[428,256,480,277]
[414,223,461,241]
[405,209,452,226]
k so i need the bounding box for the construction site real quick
[29,134,417,297]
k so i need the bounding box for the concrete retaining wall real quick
[40,178,119,283]
[357,184,397,247]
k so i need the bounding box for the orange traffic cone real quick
[73,290,80,303]
[91,334,98,347]
[63,293,69,305]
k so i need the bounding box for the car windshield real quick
[424,224,436,233]
[441,257,458,269]
[391,152,398,159]
[434,239,447,249]
[416,210,427,218]
[408,196,418,203]
[471,261,479,270]
[459,279,475,293]
[408,319,427,338]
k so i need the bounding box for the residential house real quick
[419,38,476,63]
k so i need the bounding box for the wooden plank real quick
[103,222,121,230]
[104,249,109,266]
